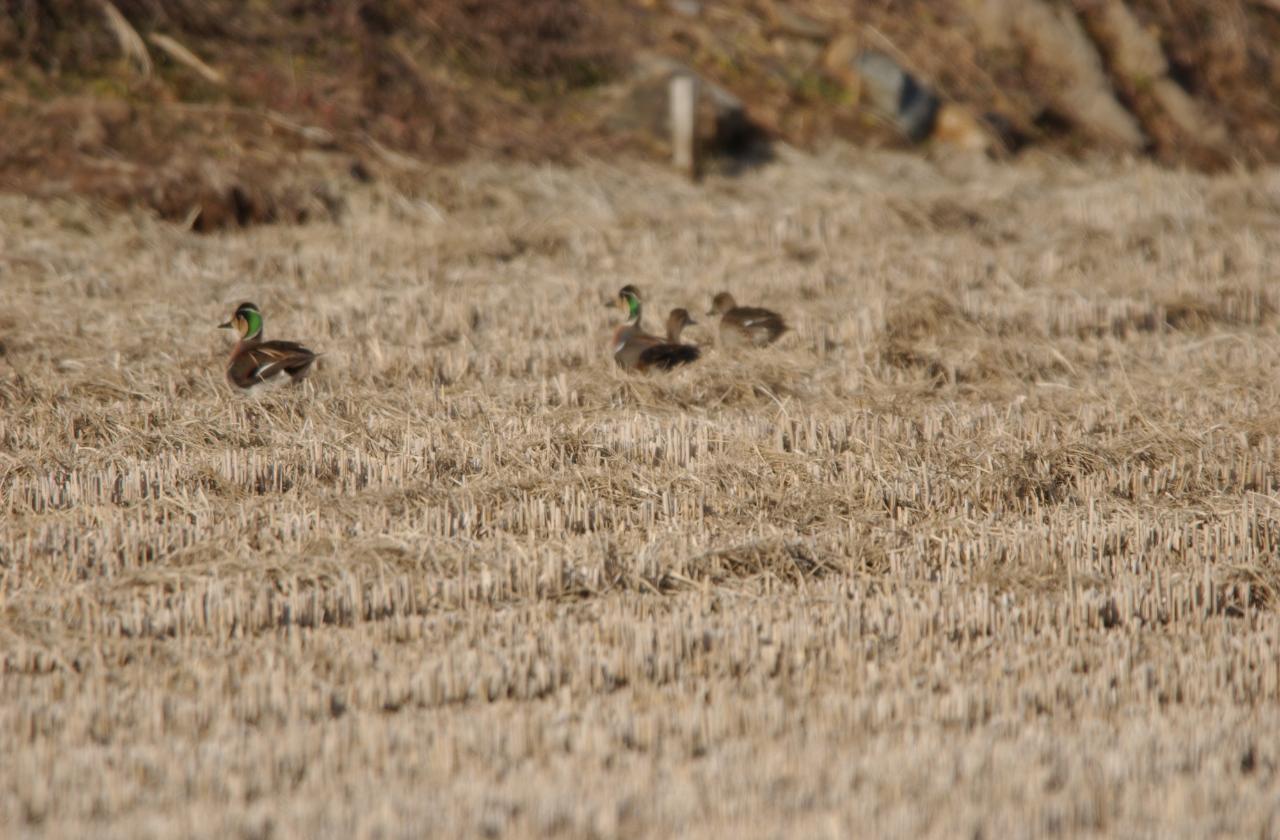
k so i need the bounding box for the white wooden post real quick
[670,74,699,179]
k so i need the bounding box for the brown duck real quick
[610,286,700,372]
[218,302,319,392]
[665,308,698,343]
[708,291,788,347]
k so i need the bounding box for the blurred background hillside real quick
[4,0,1280,230]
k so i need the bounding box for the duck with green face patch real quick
[218,302,319,392]
[609,285,700,372]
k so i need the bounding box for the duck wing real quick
[228,340,318,388]
[725,306,788,346]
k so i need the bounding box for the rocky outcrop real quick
[1082,1,1228,164]
[963,0,1146,150]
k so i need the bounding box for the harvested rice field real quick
[3,147,1280,837]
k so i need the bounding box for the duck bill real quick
[218,320,233,329]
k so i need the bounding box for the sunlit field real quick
[3,148,1280,837]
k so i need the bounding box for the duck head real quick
[617,285,643,324]
[708,292,737,316]
[219,302,263,341]
[666,307,697,341]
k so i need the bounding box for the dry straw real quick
[99,1,151,78]
[2,148,1280,837]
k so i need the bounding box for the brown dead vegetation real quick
[5,1,1280,229]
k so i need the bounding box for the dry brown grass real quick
[3,147,1280,837]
